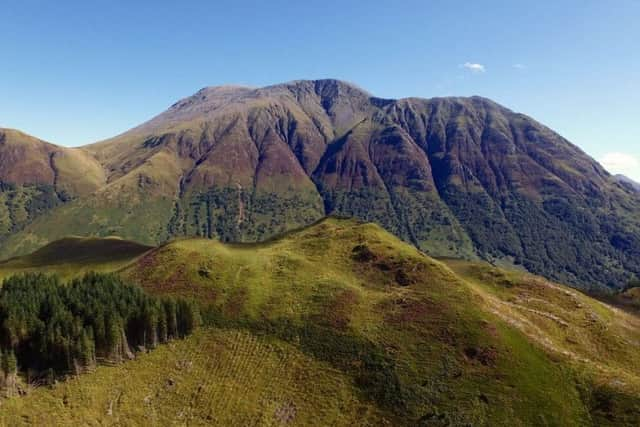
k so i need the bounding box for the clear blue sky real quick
[1,0,639,179]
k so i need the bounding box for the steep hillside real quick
[1,80,639,291]
[2,218,639,425]
[0,128,103,190]
[0,128,106,244]
[616,174,640,192]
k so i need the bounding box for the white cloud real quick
[462,62,485,73]
[513,63,526,69]
[600,152,640,181]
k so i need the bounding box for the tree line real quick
[0,272,200,387]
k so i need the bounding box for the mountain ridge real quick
[1,79,638,291]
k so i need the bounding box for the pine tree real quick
[164,298,178,338]
[79,328,95,368]
[0,272,200,379]
[177,300,202,337]
[106,314,123,361]
[1,350,17,376]
[158,308,168,344]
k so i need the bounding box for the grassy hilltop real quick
[1,218,640,425]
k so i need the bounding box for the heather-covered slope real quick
[0,128,104,192]
[1,80,639,290]
[2,219,640,425]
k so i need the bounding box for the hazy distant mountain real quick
[1,79,639,290]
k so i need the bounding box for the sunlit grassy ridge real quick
[443,259,640,423]
[1,218,640,425]
[444,259,640,377]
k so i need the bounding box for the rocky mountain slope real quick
[1,80,639,291]
[0,129,105,243]
[616,174,640,192]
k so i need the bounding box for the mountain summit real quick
[1,80,638,290]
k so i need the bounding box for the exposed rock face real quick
[1,80,639,290]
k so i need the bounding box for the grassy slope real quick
[2,218,640,425]
[0,146,180,259]
[1,329,389,426]
[442,259,640,424]
[0,237,151,281]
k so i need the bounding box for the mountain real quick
[0,128,105,192]
[2,219,640,425]
[0,128,105,244]
[1,80,639,291]
[616,174,640,192]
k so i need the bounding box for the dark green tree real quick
[0,272,200,384]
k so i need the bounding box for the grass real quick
[2,218,640,425]
[443,259,640,378]
[1,329,389,426]
[0,194,175,259]
[0,236,151,281]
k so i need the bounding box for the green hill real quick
[0,236,151,280]
[1,218,639,425]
